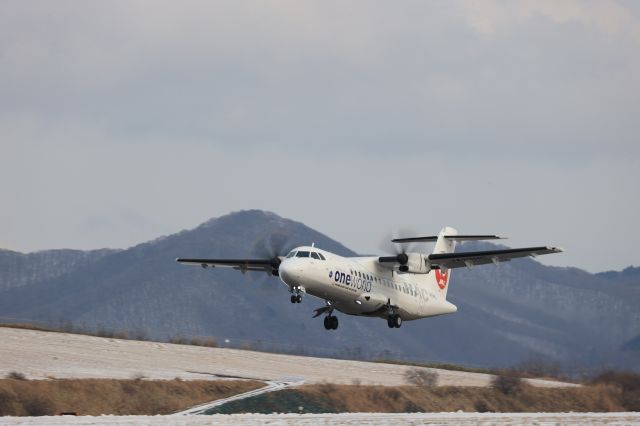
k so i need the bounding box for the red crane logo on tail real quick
[435,268,449,290]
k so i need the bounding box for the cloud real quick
[0,0,638,271]
[461,0,640,42]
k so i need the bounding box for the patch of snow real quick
[1,412,638,425]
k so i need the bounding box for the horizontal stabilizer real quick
[392,235,504,243]
[428,246,563,269]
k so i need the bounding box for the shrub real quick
[474,399,493,412]
[0,388,18,415]
[404,367,438,387]
[591,370,640,392]
[203,337,218,348]
[169,334,187,345]
[190,337,204,346]
[591,370,640,411]
[491,371,523,395]
[131,372,146,381]
[6,372,27,380]
[511,356,564,379]
[23,395,53,416]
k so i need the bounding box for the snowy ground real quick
[1,413,638,425]
[0,327,575,387]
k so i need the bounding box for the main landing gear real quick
[387,314,402,328]
[323,314,339,330]
[386,299,402,328]
[312,301,337,330]
[289,286,303,304]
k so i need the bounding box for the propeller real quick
[378,227,419,269]
[252,230,295,274]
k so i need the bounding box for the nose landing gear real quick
[289,286,303,303]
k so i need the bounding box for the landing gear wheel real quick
[324,315,338,330]
[290,295,297,304]
[387,316,395,328]
[394,315,402,328]
[387,315,402,328]
[329,316,338,330]
[296,294,303,303]
[323,316,331,330]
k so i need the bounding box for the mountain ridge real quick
[0,209,637,372]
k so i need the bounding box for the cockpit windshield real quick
[286,250,325,260]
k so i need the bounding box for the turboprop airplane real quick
[177,227,562,330]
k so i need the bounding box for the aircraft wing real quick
[176,257,281,274]
[428,246,563,269]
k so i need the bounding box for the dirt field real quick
[207,383,630,414]
[0,327,575,387]
[0,378,263,416]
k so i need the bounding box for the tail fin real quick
[432,226,458,298]
[433,226,458,255]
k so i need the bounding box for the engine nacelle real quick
[398,253,431,274]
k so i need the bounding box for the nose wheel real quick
[289,286,303,303]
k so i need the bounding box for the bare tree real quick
[491,370,524,395]
[404,367,438,387]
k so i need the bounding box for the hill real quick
[0,210,638,372]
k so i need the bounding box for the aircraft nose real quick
[279,260,299,285]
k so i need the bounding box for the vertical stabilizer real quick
[432,226,458,298]
[433,226,458,254]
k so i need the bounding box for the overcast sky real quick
[1,0,638,272]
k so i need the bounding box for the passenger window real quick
[296,251,310,258]
[311,252,320,260]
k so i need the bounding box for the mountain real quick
[0,210,638,373]
[0,248,116,291]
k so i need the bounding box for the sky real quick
[1,0,638,272]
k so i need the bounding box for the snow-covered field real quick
[0,327,575,387]
[1,413,639,425]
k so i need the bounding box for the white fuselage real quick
[278,246,457,321]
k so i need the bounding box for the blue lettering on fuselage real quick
[331,270,371,292]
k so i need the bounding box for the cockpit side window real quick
[296,251,310,258]
[318,253,326,260]
[310,252,321,260]
[286,251,297,258]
